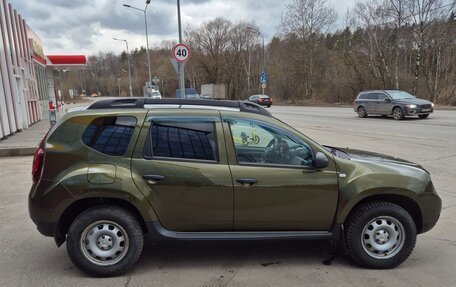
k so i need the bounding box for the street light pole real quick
[113,38,133,97]
[123,1,152,89]
[177,0,185,99]
[247,26,266,94]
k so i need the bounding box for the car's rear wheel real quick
[357,106,367,118]
[345,201,416,269]
[393,107,404,120]
[418,114,429,119]
[67,206,144,277]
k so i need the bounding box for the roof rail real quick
[87,98,272,117]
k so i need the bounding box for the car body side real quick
[29,108,441,246]
[354,90,434,117]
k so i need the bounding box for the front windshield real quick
[388,91,415,100]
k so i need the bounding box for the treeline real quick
[61,0,456,105]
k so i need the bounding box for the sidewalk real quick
[0,100,94,157]
[0,120,51,157]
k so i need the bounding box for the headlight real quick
[407,104,417,109]
[431,103,435,107]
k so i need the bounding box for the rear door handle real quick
[143,174,165,184]
[236,178,258,187]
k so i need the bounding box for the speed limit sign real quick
[172,43,191,63]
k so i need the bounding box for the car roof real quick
[87,98,273,117]
[359,90,409,94]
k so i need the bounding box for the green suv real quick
[29,98,441,276]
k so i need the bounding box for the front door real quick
[222,115,339,231]
[131,111,233,231]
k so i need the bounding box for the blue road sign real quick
[261,72,267,84]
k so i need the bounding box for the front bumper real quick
[405,106,434,116]
[416,182,442,234]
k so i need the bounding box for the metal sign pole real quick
[177,0,185,99]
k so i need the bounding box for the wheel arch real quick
[392,105,404,113]
[56,197,149,246]
[340,194,423,234]
[357,105,366,111]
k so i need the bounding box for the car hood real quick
[331,147,428,173]
[392,98,432,105]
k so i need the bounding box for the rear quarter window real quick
[82,116,136,156]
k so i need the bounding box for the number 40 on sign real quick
[172,43,191,63]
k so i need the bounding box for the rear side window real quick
[358,93,378,100]
[143,122,217,161]
[82,116,136,156]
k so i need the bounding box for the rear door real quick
[365,93,379,113]
[131,110,233,231]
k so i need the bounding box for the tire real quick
[418,114,429,119]
[67,206,144,277]
[392,107,404,120]
[345,201,416,269]
[267,105,271,108]
[357,106,367,118]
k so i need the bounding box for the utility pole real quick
[177,0,185,98]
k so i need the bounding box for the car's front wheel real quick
[392,107,404,120]
[67,206,144,277]
[345,201,416,269]
[418,114,429,119]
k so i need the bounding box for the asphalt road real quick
[0,106,455,287]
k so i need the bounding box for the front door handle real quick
[143,174,165,184]
[236,178,258,187]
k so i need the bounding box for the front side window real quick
[82,116,136,156]
[144,122,217,161]
[227,118,313,167]
[388,91,415,100]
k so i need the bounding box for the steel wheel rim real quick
[358,107,366,117]
[393,109,402,119]
[361,216,405,260]
[80,220,129,266]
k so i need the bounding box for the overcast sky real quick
[10,0,357,56]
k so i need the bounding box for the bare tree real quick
[281,0,337,99]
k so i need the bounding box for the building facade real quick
[0,0,44,138]
[0,1,86,139]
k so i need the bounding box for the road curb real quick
[0,147,36,157]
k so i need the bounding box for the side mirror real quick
[314,152,329,169]
[384,98,391,102]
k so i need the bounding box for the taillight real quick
[32,147,44,184]
[270,98,272,103]
[259,98,264,102]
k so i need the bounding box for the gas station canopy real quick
[45,55,87,70]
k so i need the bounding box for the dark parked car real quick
[354,90,434,120]
[248,94,272,107]
[29,98,441,276]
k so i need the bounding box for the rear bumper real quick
[28,180,73,244]
[257,102,272,106]
[33,220,58,237]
